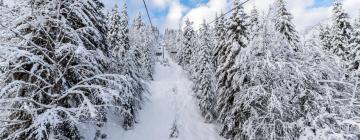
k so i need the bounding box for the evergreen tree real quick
[118,3,145,130]
[131,13,155,80]
[133,13,145,30]
[0,0,3,6]
[119,3,131,58]
[0,0,145,139]
[331,0,353,60]
[177,19,195,69]
[249,7,260,41]
[175,27,183,57]
[302,30,360,140]
[348,14,360,72]
[225,11,347,140]
[190,40,200,79]
[107,4,122,59]
[319,25,333,51]
[274,0,300,51]
[193,21,215,122]
[215,0,249,137]
[212,12,226,69]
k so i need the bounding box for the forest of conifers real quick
[0,0,360,140]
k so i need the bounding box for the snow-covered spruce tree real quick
[107,4,122,61]
[144,26,156,80]
[294,9,360,140]
[133,13,145,30]
[301,31,360,140]
[212,12,227,69]
[319,24,333,51]
[115,3,146,130]
[274,0,300,51]
[0,0,146,139]
[118,3,131,60]
[249,7,260,41]
[193,21,216,122]
[348,14,360,73]
[190,24,208,80]
[190,39,201,80]
[130,13,155,80]
[331,0,353,60]
[177,19,196,69]
[214,0,249,137]
[174,27,183,60]
[223,13,348,140]
[106,3,148,131]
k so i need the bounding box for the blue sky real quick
[312,0,332,8]
[101,0,358,32]
[181,0,209,7]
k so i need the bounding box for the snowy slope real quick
[103,53,224,140]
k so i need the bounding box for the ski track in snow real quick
[109,54,224,140]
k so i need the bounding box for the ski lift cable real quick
[141,0,168,61]
[141,0,154,30]
[208,0,251,25]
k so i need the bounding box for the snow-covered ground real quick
[99,53,224,140]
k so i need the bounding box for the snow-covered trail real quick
[116,54,224,140]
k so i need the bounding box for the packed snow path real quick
[116,54,224,140]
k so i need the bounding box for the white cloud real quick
[286,0,360,32]
[150,0,172,9]
[286,0,330,32]
[164,1,188,29]
[182,0,228,29]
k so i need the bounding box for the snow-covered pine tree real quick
[190,42,200,80]
[169,120,179,138]
[249,6,260,41]
[117,3,146,130]
[212,12,227,69]
[105,4,148,131]
[107,4,122,60]
[133,13,145,30]
[0,0,3,6]
[174,27,183,60]
[193,21,215,122]
[348,13,360,73]
[144,25,156,81]
[177,19,196,69]
[0,0,145,139]
[215,0,249,137]
[131,13,155,80]
[319,25,333,51]
[119,2,131,59]
[301,32,360,140]
[226,11,348,140]
[274,0,300,51]
[331,0,353,60]
[295,7,360,140]
[190,25,205,80]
